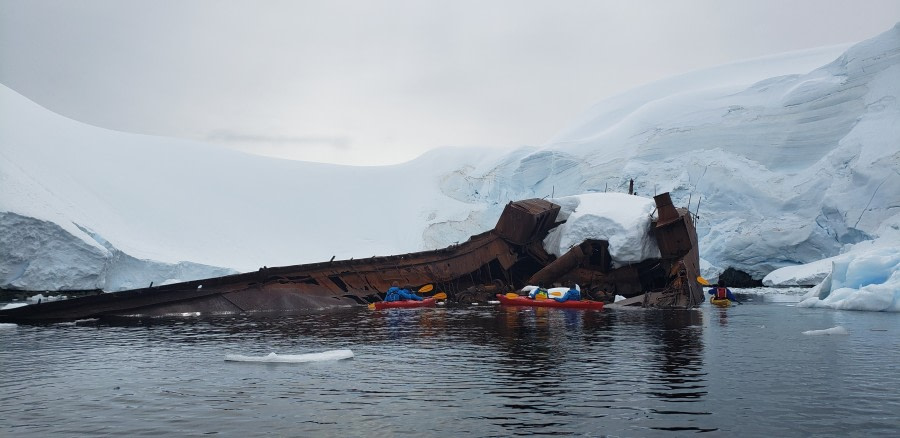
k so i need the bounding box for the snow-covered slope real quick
[2,24,898,308]
[0,83,503,289]
[449,24,900,281]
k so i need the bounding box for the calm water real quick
[2,293,899,437]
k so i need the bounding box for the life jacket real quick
[529,288,548,300]
[715,287,728,299]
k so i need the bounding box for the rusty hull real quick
[0,193,703,322]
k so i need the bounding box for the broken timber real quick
[0,193,703,323]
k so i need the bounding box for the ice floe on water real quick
[54,318,100,327]
[0,323,17,329]
[798,246,900,312]
[768,216,900,312]
[802,326,850,336]
[225,349,354,363]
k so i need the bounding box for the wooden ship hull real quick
[0,193,703,323]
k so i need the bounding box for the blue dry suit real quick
[553,287,581,303]
[708,287,738,302]
[385,286,422,302]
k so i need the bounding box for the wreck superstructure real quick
[0,193,703,323]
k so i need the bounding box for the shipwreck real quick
[0,192,704,323]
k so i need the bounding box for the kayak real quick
[710,298,731,308]
[496,294,604,310]
[369,297,436,310]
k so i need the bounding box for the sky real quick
[2,1,900,166]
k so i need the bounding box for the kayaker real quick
[384,282,423,302]
[553,285,582,303]
[708,280,740,303]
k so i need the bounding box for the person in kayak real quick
[553,285,582,303]
[708,280,740,303]
[385,282,423,302]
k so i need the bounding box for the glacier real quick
[1,24,898,311]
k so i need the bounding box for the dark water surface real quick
[2,296,899,437]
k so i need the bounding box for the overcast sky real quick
[2,1,899,165]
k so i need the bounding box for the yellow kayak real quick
[709,298,731,307]
[710,297,731,308]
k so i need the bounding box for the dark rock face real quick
[719,268,762,288]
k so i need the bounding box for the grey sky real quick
[2,1,899,165]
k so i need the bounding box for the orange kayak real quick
[496,294,604,310]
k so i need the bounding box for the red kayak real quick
[496,294,604,310]
[369,297,436,310]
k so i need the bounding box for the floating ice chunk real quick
[57,319,98,326]
[225,349,354,363]
[799,246,900,312]
[802,326,849,336]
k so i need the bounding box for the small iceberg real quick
[225,349,354,363]
[56,318,100,327]
[802,326,849,336]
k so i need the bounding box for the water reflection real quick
[716,306,729,326]
[644,310,714,432]
[23,305,710,436]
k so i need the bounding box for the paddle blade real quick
[418,284,434,293]
[367,303,376,310]
[433,292,447,300]
[506,293,521,299]
[697,276,710,286]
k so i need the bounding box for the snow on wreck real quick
[0,192,702,322]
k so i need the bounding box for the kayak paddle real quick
[506,291,551,300]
